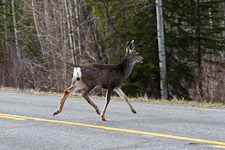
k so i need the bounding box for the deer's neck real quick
[121,57,135,81]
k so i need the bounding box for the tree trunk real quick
[64,0,77,65]
[11,0,20,60]
[155,0,168,100]
[118,0,127,44]
[60,1,68,90]
[74,0,83,63]
[53,3,61,92]
[197,0,203,101]
[3,0,9,53]
[2,0,9,86]
[44,0,54,90]
[11,0,20,87]
[31,0,45,59]
[223,2,225,58]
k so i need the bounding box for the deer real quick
[53,40,144,121]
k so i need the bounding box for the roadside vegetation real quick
[1,87,224,109]
[0,0,224,103]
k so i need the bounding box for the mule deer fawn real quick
[53,40,144,121]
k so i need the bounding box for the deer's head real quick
[125,40,144,64]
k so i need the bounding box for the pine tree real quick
[163,0,225,99]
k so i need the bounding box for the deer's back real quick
[80,63,124,89]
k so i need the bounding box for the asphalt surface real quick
[0,91,225,150]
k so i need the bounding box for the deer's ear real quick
[126,42,130,53]
[131,40,135,52]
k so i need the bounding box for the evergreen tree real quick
[163,0,225,99]
[0,0,224,102]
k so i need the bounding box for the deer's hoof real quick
[101,116,106,121]
[95,107,100,115]
[53,109,61,116]
[96,109,100,115]
[132,110,137,114]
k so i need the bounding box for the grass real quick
[0,86,224,109]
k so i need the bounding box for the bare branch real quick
[103,1,124,37]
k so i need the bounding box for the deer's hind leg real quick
[82,87,100,115]
[53,81,85,116]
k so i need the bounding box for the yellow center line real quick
[0,115,26,120]
[209,145,225,149]
[1,113,225,148]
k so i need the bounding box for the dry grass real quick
[0,86,224,109]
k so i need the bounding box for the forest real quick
[0,0,224,103]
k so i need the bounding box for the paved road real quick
[0,91,225,150]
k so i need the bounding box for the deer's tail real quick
[73,67,82,81]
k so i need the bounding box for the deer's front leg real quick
[101,88,113,121]
[53,86,76,116]
[114,88,136,113]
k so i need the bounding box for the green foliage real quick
[86,0,225,99]
[124,1,160,98]
[1,0,224,101]
[165,0,225,99]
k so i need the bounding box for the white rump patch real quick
[73,67,82,81]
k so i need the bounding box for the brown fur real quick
[53,41,144,121]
